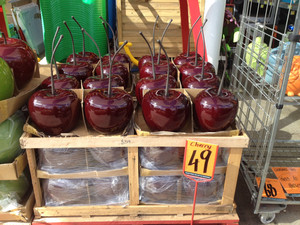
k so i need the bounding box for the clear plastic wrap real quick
[38,147,128,173]
[182,174,225,204]
[0,173,30,212]
[140,175,224,204]
[139,147,184,170]
[0,110,26,164]
[140,176,182,204]
[43,176,129,206]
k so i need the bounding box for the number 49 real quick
[188,149,212,173]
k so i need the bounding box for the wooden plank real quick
[221,148,243,205]
[117,0,123,41]
[122,16,181,24]
[33,204,234,217]
[37,167,128,179]
[123,2,180,10]
[140,166,227,177]
[119,36,182,42]
[31,213,239,224]
[122,10,181,17]
[122,23,181,30]
[20,134,249,149]
[26,148,43,207]
[128,147,140,205]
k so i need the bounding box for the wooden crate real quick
[116,0,205,57]
[0,153,27,180]
[20,122,248,221]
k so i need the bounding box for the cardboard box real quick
[0,153,27,180]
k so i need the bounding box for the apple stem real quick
[157,19,173,65]
[1,31,7,44]
[139,31,156,80]
[186,15,201,57]
[72,16,85,57]
[82,28,103,77]
[52,26,61,80]
[108,40,128,98]
[157,39,170,97]
[152,15,159,57]
[102,22,111,63]
[100,16,116,53]
[63,21,77,66]
[217,39,228,96]
[50,35,64,96]
[200,19,208,80]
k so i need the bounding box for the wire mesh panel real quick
[230,0,300,220]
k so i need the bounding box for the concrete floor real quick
[235,104,300,225]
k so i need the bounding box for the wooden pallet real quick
[20,122,248,221]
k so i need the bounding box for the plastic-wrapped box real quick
[140,176,182,204]
[38,147,128,173]
[182,174,225,204]
[43,176,129,206]
[140,175,224,204]
[139,147,184,170]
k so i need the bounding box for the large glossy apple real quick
[142,40,190,132]
[139,61,177,80]
[96,61,129,88]
[28,35,80,136]
[138,53,166,71]
[40,74,79,90]
[66,16,99,64]
[0,57,14,100]
[100,16,131,68]
[194,88,238,132]
[173,15,202,67]
[83,75,124,89]
[84,41,133,134]
[182,72,219,89]
[0,33,36,90]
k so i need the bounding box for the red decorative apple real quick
[28,35,80,136]
[135,32,177,104]
[194,43,238,132]
[138,54,167,71]
[0,32,36,90]
[142,40,190,132]
[182,73,219,89]
[58,21,93,81]
[66,16,99,64]
[41,27,79,90]
[173,15,202,67]
[139,61,177,80]
[100,16,131,68]
[84,41,134,134]
[179,19,216,83]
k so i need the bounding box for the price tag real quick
[272,167,300,194]
[256,177,286,199]
[183,140,219,181]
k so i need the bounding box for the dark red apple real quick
[135,75,177,104]
[103,53,131,68]
[65,16,99,64]
[28,35,80,136]
[138,53,166,71]
[173,15,202,67]
[83,75,124,89]
[139,61,177,80]
[0,33,36,90]
[194,88,238,132]
[142,39,190,132]
[182,72,219,89]
[40,74,79,89]
[84,41,133,134]
[84,88,133,133]
[58,62,93,81]
[96,61,129,88]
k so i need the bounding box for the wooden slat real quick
[32,213,239,223]
[34,204,234,217]
[123,2,181,10]
[122,9,181,17]
[128,147,140,205]
[122,16,181,24]
[140,166,227,177]
[122,23,181,30]
[26,148,43,207]
[221,148,243,205]
[20,135,249,149]
[37,167,128,179]
[117,0,123,41]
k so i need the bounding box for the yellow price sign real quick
[183,140,219,181]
